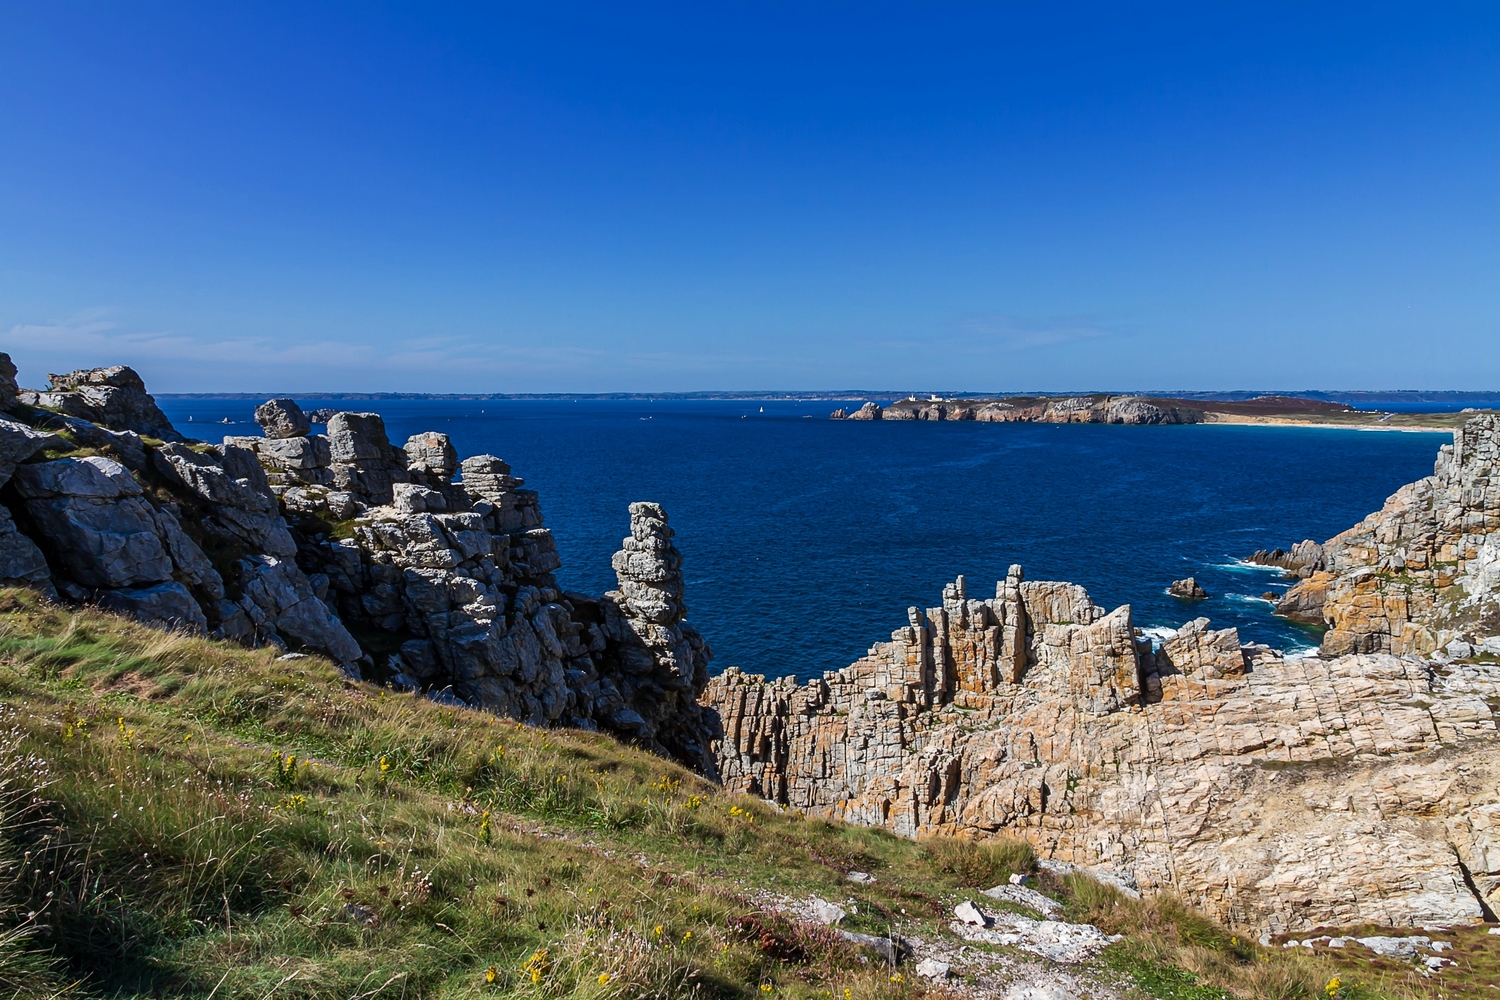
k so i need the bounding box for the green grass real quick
[0,588,1475,999]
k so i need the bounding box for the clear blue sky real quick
[2,3,1497,392]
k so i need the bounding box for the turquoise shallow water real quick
[158,398,1449,680]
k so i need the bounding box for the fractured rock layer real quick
[704,570,1500,932]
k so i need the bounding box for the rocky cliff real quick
[0,357,717,770]
[702,416,1500,933]
[1262,414,1500,658]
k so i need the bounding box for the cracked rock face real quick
[273,434,714,766]
[326,412,409,505]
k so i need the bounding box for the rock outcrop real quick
[1167,577,1208,599]
[704,569,1500,933]
[1248,539,1326,577]
[829,402,884,421]
[255,398,312,439]
[26,366,183,442]
[0,354,718,768]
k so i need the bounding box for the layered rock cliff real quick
[1268,414,1500,657]
[0,358,717,770]
[703,416,1500,933]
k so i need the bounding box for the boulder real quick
[96,581,208,633]
[254,398,311,439]
[327,412,408,504]
[1275,571,1332,624]
[404,432,458,481]
[231,555,362,669]
[1157,617,1246,678]
[846,402,883,421]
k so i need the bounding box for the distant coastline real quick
[156,389,1500,404]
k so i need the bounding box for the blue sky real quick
[1,3,1497,392]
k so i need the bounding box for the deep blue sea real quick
[157,398,1451,681]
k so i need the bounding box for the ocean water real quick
[158,398,1450,680]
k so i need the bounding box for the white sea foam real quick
[1223,592,1277,605]
[1211,559,1287,574]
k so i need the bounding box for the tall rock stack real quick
[600,502,718,772]
[327,412,409,505]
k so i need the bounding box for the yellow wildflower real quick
[597,973,610,984]
[483,966,497,984]
[1325,978,1341,997]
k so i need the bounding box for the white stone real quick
[914,959,950,980]
[953,900,989,926]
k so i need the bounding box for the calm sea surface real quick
[157,398,1450,680]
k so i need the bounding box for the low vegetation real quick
[0,588,1487,998]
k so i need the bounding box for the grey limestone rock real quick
[0,506,54,596]
[39,366,182,442]
[0,417,67,487]
[232,555,362,669]
[405,432,458,481]
[223,433,334,486]
[255,398,311,439]
[12,457,175,589]
[326,412,408,504]
[0,353,17,411]
[152,443,297,558]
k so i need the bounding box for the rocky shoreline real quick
[703,412,1500,933]
[6,352,1500,937]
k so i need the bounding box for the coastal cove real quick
[157,396,1447,681]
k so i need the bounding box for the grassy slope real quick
[0,590,1481,999]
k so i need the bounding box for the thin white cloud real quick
[0,310,806,390]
